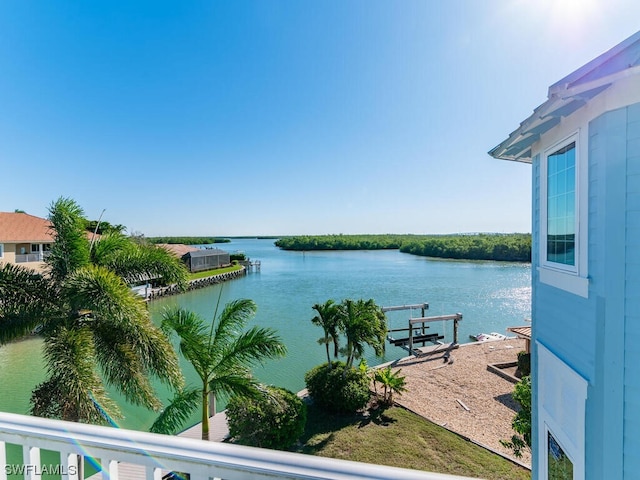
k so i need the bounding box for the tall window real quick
[0,244,3,258]
[546,141,576,267]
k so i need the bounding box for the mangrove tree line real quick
[275,233,531,262]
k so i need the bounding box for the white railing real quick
[0,412,474,480]
[14,253,43,263]
[14,252,50,263]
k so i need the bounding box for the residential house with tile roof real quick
[0,212,54,273]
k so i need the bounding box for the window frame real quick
[538,131,589,297]
[541,134,579,274]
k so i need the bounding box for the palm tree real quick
[150,298,286,440]
[0,197,188,423]
[373,366,407,406]
[311,300,340,367]
[339,299,387,369]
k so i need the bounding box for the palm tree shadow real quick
[294,402,398,454]
[358,403,397,428]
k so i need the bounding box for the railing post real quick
[61,451,79,480]
[23,445,41,480]
[146,466,162,480]
[0,440,6,480]
[107,459,119,480]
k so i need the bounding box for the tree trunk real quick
[325,341,332,368]
[201,386,210,441]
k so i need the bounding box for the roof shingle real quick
[0,212,54,243]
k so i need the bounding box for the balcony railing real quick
[0,412,474,480]
[14,252,50,263]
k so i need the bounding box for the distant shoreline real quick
[274,233,532,262]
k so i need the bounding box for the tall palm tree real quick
[0,197,188,423]
[150,298,286,440]
[311,300,340,367]
[339,299,387,369]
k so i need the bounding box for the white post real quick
[107,459,119,480]
[62,451,79,480]
[146,466,162,480]
[23,445,41,480]
[0,440,6,480]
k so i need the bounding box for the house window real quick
[546,141,576,267]
[0,244,3,258]
[539,132,588,297]
[547,431,574,479]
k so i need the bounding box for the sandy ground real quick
[389,338,532,467]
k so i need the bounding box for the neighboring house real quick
[0,212,54,273]
[159,243,231,273]
[490,31,640,479]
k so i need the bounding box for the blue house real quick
[490,31,640,479]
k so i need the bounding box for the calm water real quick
[0,238,530,431]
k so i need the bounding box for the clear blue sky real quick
[1,1,638,236]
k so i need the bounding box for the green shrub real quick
[500,375,531,458]
[304,362,370,413]
[517,351,531,377]
[226,386,307,450]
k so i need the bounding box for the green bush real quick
[304,362,371,413]
[500,375,531,458]
[517,351,531,377]
[226,386,307,450]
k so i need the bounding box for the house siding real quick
[532,104,640,479]
[588,107,627,479]
[623,102,640,478]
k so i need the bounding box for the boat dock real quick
[383,303,462,357]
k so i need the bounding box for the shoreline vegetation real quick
[275,233,531,262]
[147,236,231,245]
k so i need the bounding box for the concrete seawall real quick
[146,267,246,300]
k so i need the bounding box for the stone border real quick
[147,267,246,300]
[487,361,520,384]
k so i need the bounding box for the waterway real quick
[0,238,531,432]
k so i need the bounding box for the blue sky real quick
[1,1,639,236]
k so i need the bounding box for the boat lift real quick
[383,302,462,356]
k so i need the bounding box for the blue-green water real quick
[0,238,530,432]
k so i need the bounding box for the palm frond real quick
[208,370,261,401]
[90,231,131,265]
[65,265,184,404]
[161,307,212,378]
[46,197,90,282]
[32,325,120,423]
[0,263,60,344]
[211,299,257,353]
[101,242,189,290]
[149,387,201,435]
[217,327,287,372]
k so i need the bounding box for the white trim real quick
[537,342,587,480]
[537,267,589,298]
[539,131,589,297]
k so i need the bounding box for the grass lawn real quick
[187,264,243,281]
[290,404,530,480]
